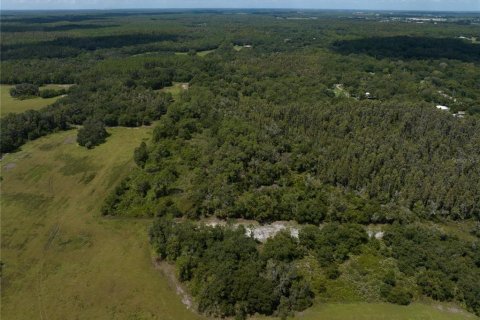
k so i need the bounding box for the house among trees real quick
[454,111,466,118]
[436,105,449,111]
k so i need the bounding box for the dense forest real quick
[1,9,479,319]
[150,217,314,319]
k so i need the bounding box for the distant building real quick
[406,17,447,23]
[436,105,449,111]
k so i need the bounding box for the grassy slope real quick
[0,85,67,116]
[1,127,203,320]
[1,128,477,320]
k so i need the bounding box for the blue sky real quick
[1,0,479,11]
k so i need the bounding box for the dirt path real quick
[153,259,195,310]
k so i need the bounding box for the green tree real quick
[134,142,149,168]
[262,231,303,262]
[9,83,39,98]
[77,118,108,149]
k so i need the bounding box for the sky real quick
[1,0,479,11]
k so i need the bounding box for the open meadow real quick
[295,302,477,320]
[252,302,477,320]
[1,84,69,116]
[1,127,203,320]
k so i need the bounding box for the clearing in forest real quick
[0,84,72,116]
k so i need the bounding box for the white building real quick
[454,111,466,118]
[436,105,449,111]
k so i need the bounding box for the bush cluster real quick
[76,118,109,149]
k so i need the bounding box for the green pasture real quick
[0,127,203,320]
[250,302,478,320]
[174,49,215,56]
[293,302,478,320]
[0,84,71,116]
[160,82,189,99]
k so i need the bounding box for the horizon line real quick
[1,7,480,13]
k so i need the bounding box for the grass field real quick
[1,128,478,320]
[234,45,253,51]
[174,49,215,57]
[160,82,189,99]
[196,49,215,57]
[0,84,70,116]
[294,303,478,320]
[250,302,479,320]
[1,127,203,320]
[333,84,350,98]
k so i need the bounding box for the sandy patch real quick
[63,136,76,144]
[202,218,299,242]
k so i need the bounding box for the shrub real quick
[134,142,149,168]
[386,287,413,305]
[39,88,66,98]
